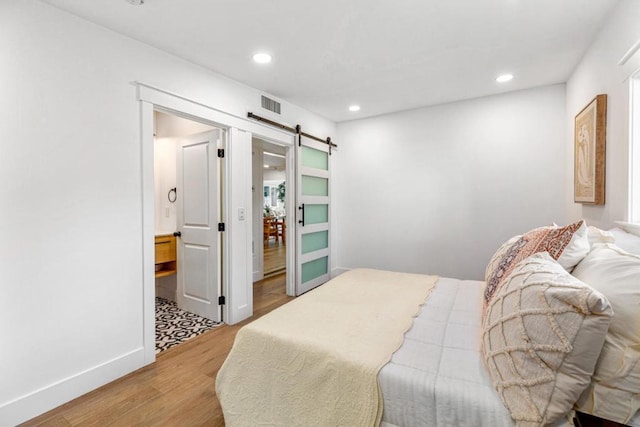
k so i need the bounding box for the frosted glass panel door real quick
[296,137,331,295]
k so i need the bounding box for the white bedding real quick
[379,277,515,427]
[219,273,580,426]
[216,269,437,426]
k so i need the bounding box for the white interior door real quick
[176,129,221,321]
[295,134,331,295]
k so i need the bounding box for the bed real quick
[216,221,640,427]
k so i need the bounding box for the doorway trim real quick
[137,82,294,364]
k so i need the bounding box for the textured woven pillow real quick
[482,252,612,425]
[484,220,589,305]
[572,244,640,425]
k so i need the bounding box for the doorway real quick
[252,138,288,282]
[153,110,224,353]
[139,83,298,364]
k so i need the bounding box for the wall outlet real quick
[165,207,170,218]
[238,207,245,221]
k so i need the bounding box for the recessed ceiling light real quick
[496,74,514,83]
[253,53,272,64]
[125,0,144,5]
[263,164,269,168]
[348,105,361,112]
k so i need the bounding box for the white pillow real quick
[615,221,640,237]
[608,227,640,256]
[573,244,640,425]
[482,252,612,425]
[557,220,590,270]
[587,226,615,247]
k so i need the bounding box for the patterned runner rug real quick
[155,297,223,354]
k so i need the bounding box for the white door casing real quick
[295,134,331,295]
[140,85,296,365]
[176,129,222,322]
[224,128,254,324]
[251,143,264,282]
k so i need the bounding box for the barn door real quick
[295,134,331,295]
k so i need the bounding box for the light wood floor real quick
[22,273,292,427]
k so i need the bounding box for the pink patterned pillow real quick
[484,220,589,305]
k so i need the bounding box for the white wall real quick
[155,110,216,139]
[334,85,567,280]
[154,137,178,235]
[153,136,179,301]
[0,1,334,425]
[632,75,640,222]
[264,169,286,181]
[565,0,640,228]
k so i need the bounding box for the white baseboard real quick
[253,270,263,282]
[0,347,147,427]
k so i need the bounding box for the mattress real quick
[379,277,515,427]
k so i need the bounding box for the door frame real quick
[138,83,295,364]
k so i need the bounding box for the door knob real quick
[173,231,182,237]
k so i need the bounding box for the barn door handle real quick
[298,204,305,226]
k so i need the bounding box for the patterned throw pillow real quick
[484,220,589,305]
[482,253,612,425]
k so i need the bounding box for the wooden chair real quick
[276,219,286,246]
[263,217,278,245]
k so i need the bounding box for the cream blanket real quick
[216,268,438,426]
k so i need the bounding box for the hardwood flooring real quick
[22,273,292,427]
[263,239,286,276]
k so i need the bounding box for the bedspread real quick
[379,277,515,427]
[215,268,437,427]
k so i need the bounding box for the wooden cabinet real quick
[155,234,177,278]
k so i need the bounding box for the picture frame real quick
[574,94,607,205]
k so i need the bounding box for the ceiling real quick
[41,0,619,122]
[255,137,286,171]
[263,152,286,172]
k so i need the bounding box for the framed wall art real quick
[574,94,607,205]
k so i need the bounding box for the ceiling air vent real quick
[261,95,281,114]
